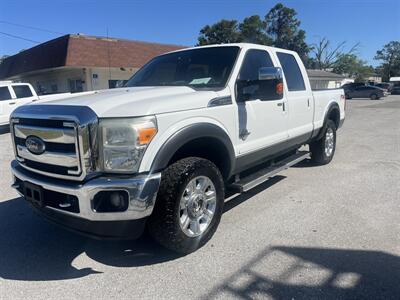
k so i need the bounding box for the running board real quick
[229,151,310,193]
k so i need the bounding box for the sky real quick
[0,0,399,66]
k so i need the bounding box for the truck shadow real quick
[202,245,400,299]
[0,177,285,281]
[0,197,180,281]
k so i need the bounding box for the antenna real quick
[107,28,111,84]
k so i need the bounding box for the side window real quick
[237,49,277,100]
[0,87,12,101]
[239,49,274,80]
[277,52,306,91]
[13,85,33,98]
[0,86,11,101]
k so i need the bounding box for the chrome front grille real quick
[10,104,99,181]
[12,119,82,179]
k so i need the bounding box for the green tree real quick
[264,3,311,61]
[333,54,374,82]
[197,20,241,46]
[238,15,272,45]
[374,41,400,81]
[196,3,310,57]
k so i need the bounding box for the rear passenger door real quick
[276,52,313,140]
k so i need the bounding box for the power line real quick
[0,31,40,44]
[0,20,64,35]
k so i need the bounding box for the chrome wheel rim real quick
[179,176,217,237]
[325,127,335,157]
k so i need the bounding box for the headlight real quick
[99,116,157,173]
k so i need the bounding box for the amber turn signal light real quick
[276,83,284,95]
[138,127,157,145]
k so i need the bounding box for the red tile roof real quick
[0,34,185,79]
[66,34,184,68]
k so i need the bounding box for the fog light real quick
[93,191,129,212]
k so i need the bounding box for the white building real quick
[0,34,184,94]
[307,69,347,89]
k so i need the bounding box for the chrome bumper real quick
[11,160,161,222]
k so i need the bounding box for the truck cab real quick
[10,44,345,253]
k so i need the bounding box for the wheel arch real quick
[313,102,340,141]
[326,103,340,129]
[150,123,235,180]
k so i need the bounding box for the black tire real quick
[370,93,378,100]
[309,120,337,165]
[148,157,225,254]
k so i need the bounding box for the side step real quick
[229,151,310,193]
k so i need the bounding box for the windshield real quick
[125,46,240,88]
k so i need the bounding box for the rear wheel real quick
[310,120,336,165]
[148,157,224,254]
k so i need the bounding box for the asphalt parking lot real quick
[0,95,399,299]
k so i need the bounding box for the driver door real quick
[234,49,288,156]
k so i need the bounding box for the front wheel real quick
[148,157,225,254]
[370,93,379,100]
[310,120,337,165]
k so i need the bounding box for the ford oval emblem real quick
[25,136,46,155]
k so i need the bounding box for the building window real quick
[68,79,83,93]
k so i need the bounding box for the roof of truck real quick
[165,43,298,57]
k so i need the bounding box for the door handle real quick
[9,102,16,105]
[277,102,286,111]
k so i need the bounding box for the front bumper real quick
[11,160,161,239]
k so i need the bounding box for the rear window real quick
[13,85,33,98]
[277,52,306,91]
[0,87,12,101]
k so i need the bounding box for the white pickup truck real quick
[10,44,345,253]
[0,82,39,126]
[0,81,85,128]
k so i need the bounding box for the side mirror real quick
[236,67,284,102]
[258,67,284,99]
[258,67,283,81]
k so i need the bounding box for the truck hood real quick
[34,86,219,117]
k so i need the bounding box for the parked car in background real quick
[389,77,400,95]
[375,82,393,93]
[0,81,92,128]
[341,82,365,90]
[343,84,385,100]
[0,82,39,126]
